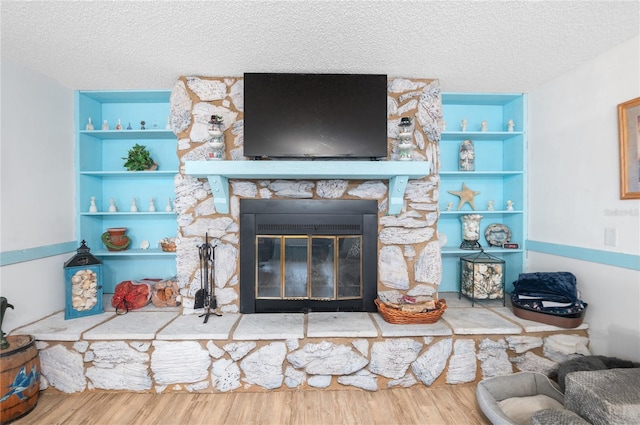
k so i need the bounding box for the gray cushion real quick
[557,355,640,392]
[497,395,564,425]
[531,408,590,425]
[564,368,640,425]
[476,372,565,425]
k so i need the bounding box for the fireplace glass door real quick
[256,235,362,301]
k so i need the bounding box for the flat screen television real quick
[243,73,388,159]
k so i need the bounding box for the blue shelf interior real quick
[438,93,526,293]
[76,90,177,293]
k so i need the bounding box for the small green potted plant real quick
[122,143,157,171]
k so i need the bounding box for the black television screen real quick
[243,73,388,159]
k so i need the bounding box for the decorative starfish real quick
[447,182,481,210]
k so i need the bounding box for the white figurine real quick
[85,117,94,131]
[507,119,515,132]
[487,200,494,211]
[165,197,173,212]
[165,115,172,130]
[130,197,138,212]
[481,121,488,132]
[102,120,109,131]
[149,197,156,212]
[461,119,468,132]
[442,120,446,131]
[506,200,514,211]
[108,197,117,212]
[446,202,453,211]
[89,196,98,213]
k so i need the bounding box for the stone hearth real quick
[13,294,589,394]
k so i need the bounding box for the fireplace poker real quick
[195,233,221,323]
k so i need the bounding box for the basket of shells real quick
[375,296,447,324]
[159,237,177,252]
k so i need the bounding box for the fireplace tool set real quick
[195,233,221,323]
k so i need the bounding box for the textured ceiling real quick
[1,1,638,93]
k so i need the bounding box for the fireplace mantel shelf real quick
[184,160,431,215]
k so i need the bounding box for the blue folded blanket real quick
[512,272,578,304]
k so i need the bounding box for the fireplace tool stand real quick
[195,233,221,323]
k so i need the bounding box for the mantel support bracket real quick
[206,175,230,214]
[388,175,409,215]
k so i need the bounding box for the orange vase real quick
[101,227,130,251]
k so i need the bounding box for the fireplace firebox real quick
[240,199,378,313]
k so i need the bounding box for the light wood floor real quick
[13,385,490,425]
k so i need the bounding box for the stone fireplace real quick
[170,76,443,315]
[13,77,593,396]
[239,199,378,313]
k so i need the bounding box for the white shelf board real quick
[79,170,178,176]
[93,248,176,257]
[439,210,522,215]
[441,131,523,141]
[79,130,175,140]
[441,247,523,255]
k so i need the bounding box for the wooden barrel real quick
[0,335,40,424]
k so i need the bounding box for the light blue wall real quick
[0,57,75,332]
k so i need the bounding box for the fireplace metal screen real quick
[240,199,378,313]
[256,235,362,300]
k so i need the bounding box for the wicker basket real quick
[375,298,447,324]
[160,241,176,252]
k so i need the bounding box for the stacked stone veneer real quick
[35,328,590,393]
[169,76,443,312]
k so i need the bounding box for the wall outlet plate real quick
[604,228,617,247]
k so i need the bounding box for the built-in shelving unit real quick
[439,93,527,293]
[185,160,431,215]
[75,90,178,292]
